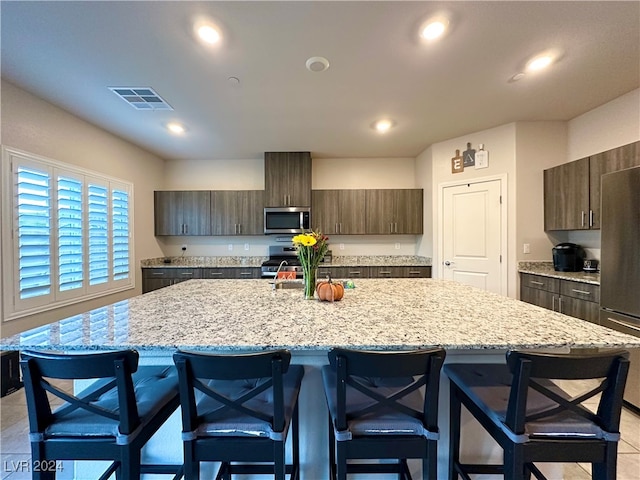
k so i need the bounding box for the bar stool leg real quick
[504,445,526,480]
[425,440,437,479]
[336,441,347,480]
[448,384,462,480]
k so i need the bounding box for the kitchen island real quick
[2,279,639,479]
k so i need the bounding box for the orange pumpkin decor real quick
[316,276,345,302]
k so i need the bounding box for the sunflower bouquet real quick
[291,231,329,299]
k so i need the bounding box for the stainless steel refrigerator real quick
[600,165,640,410]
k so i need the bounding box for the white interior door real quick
[442,179,503,293]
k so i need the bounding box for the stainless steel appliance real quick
[600,165,640,411]
[583,259,599,272]
[261,246,303,278]
[264,207,310,235]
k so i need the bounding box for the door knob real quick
[444,261,455,266]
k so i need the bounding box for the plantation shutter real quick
[88,182,109,286]
[57,174,84,292]
[111,187,130,281]
[16,165,52,300]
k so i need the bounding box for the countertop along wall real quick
[0,80,167,337]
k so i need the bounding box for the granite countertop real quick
[518,262,600,285]
[141,255,432,268]
[3,279,637,353]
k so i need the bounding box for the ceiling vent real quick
[108,87,173,110]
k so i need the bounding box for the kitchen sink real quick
[271,281,304,290]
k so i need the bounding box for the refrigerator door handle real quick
[605,317,640,334]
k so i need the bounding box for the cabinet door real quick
[154,191,183,235]
[403,266,431,278]
[264,152,311,207]
[211,191,240,235]
[238,190,265,235]
[544,158,590,231]
[369,266,405,278]
[589,141,639,229]
[394,189,423,234]
[365,190,395,234]
[560,297,600,324]
[332,266,369,278]
[180,191,211,235]
[339,190,366,234]
[154,191,211,236]
[312,190,340,234]
[520,286,556,310]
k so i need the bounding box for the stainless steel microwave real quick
[264,207,310,235]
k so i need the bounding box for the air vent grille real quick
[108,87,173,110]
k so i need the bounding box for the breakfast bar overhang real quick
[2,279,639,479]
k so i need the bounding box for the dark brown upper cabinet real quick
[311,189,366,235]
[154,190,212,236]
[264,152,312,207]
[365,189,423,235]
[211,190,265,235]
[544,141,639,231]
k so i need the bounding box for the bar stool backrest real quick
[327,348,446,432]
[504,349,630,436]
[20,349,142,436]
[173,350,292,434]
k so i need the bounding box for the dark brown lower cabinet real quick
[317,265,431,280]
[520,273,600,324]
[142,268,202,293]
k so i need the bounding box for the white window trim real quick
[1,146,135,322]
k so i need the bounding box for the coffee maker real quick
[552,243,586,272]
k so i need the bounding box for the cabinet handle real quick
[589,210,594,227]
[180,272,193,277]
[606,317,640,334]
[530,281,544,286]
[581,211,585,227]
[379,270,392,275]
[152,272,165,276]
[558,296,563,313]
[240,272,252,276]
[389,223,393,234]
[571,289,591,296]
[395,222,398,233]
[552,296,556,311]
[209,272,223,276]
[339,223,343,234]
[335,223,339,234]
[348,271,361,276]
[408,270,421,275]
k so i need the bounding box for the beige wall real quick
[515,122,568,263]
[0,80,166,337]
[568,88,640,160]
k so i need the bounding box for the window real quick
[2,147,134,320]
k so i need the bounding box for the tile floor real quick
[1,380,639,479]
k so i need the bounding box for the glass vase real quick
[303,267,317,300]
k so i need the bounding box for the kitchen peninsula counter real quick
[518,261,600,285]
[2,279,635,352]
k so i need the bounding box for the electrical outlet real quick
[395,243,401,250]
[181,244,187,252]
[339,243,345,250]
[228,244,233,251]
[244,243,250,251]
[523,243,531,254]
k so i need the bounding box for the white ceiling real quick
[2,1,638,161]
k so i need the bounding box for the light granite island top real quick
[3,279,638,480]
[2,279,637,352]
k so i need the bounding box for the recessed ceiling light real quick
[419,17,449,41]
[305,56,330,72]
[525,49,562,73]
[373,119,395,133]
[197,24,221,44]
[167,122,186,135]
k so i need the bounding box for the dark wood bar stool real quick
[20,349,182,480]
[321,347,446,480]
[444,349,630,480]
[173,349,304,480]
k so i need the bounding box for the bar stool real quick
[173,349,304,480]
[20,349,182,480]
[444,349,630,480]
[321,347,446,480]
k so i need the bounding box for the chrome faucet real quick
[271,260,288,287]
